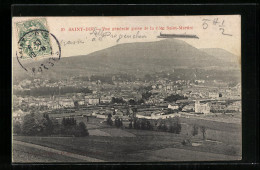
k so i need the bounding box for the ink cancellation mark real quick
[15,19,61,74]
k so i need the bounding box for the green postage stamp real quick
[15,18,52,60]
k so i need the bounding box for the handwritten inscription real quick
[60,40,85,46]
[90,28,147,42]
[202,18,232,36]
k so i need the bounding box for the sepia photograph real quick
[12,16,242,162]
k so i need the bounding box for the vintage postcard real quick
[12,16,241,162]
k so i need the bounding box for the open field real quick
[13,140,103,162]
[13,113,241,162]
[179,116,241,145]
[180,116,241,132]
[13,121,241,162]
[128,147,240,161]
[13,141,84,162]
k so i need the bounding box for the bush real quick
[168,117,182,134]
[142,92,152,100]
[13,121,21,134]
[182,139,191,146]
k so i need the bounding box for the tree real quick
[42,114,53,135]
[19,113,90,137]
[22,113,39,136]
[182,139,191,146]
[52,118,62,135]
[142,92,152,100]
[115,117,123,128]
[200,126,207,140]
[126,108,130,115]
[174,117,182,134]
[128,99,136,105]
[77,122,89,137]
[106,114,113,126]
[119,118,123,127]
[162,123,168,132]
[158,120,167,132]
[191,125,199,136]
[164,94,187,103]
[134,118,141,129]
[115,117,119,127]
[132,108,137,116]
[129,121,133,128]
[140,119,146,130]
[111,97,125,104]
[21,112,55,136]
[62,117,77,127]
[145,120,152,130]
[74,101,79,109]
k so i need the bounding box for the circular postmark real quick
[16,29,61,75]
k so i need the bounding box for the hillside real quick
[13,39,239,81]
[200,48,240,66]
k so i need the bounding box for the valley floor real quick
[12,119,241,163]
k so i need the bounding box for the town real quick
[13,73,241,126]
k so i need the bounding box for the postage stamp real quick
[15,18,53,60]
[14,18,61,75]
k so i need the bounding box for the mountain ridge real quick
[13,39,239,81]
[200,48,240,65]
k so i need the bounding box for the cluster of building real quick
[13,76,242,123]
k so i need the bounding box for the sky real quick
[12,16,241,58]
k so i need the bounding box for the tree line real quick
[14,86,92,96]
[13,113,89,137]
[164,94,188,103]
[129,117,181,134]
[106,114,181,134]
[74,73,136,83]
